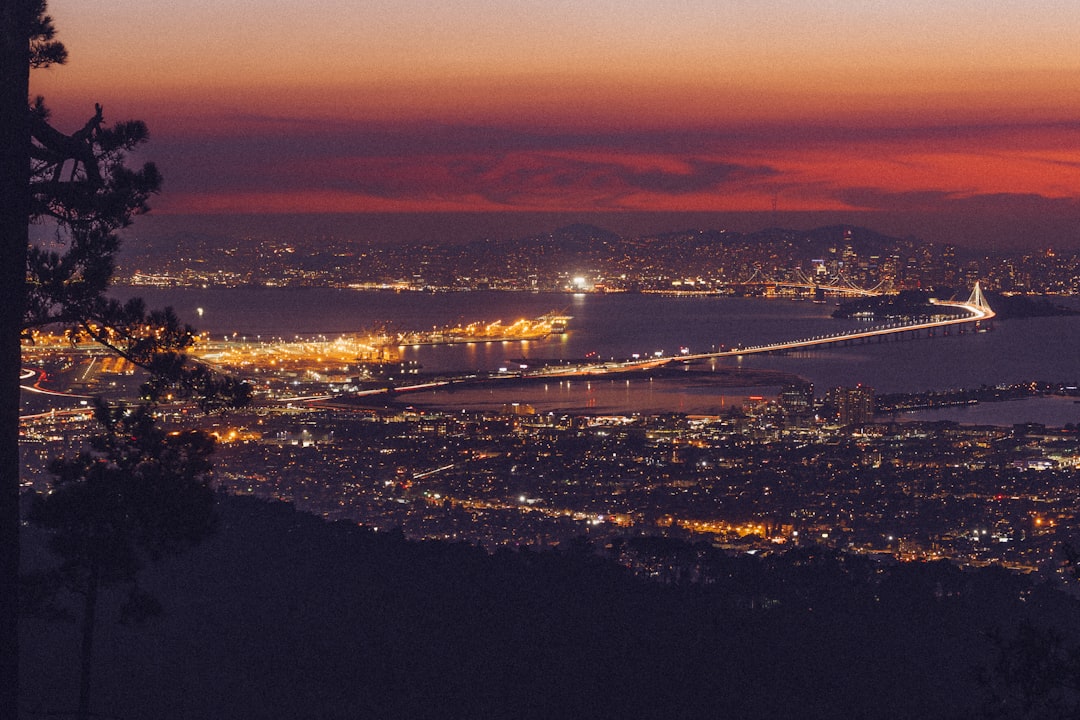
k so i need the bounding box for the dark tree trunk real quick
[0,0,31,718]
[77,563,100,720]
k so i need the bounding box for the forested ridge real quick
[21,494,1080,719]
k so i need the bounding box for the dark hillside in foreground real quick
[21,495,1080,719]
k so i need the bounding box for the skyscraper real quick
[829,386,875,426]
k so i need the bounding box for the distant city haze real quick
[31,1,1080,250]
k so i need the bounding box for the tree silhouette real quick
[2,3,247,717]
[981,621,1080,719]
[1,2,37,715]
[30,401,218,720]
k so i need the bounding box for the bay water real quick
[110,287,1080,424]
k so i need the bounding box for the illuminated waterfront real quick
[19,288,1080,575]
[108,287,1080,402]
[20,285,1080,427]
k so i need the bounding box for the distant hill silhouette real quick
[551,223,623,243]
[458,223,926,278]
[541,223,911,255]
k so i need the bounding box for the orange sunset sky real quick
[30,0,1080,248]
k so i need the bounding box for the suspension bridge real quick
[370,283,996,391]
[727,267,890,298]
[680,282,994,361]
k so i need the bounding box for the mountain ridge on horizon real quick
[116,210,1066,254]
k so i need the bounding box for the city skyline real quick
[31,1,1080,249]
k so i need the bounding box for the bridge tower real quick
[967,282,992,314]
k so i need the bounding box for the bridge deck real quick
[682,297,994,361]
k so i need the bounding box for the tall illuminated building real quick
[829,386,875,426]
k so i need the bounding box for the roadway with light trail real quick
[679,294,994,362]
[25,287,990,411]
[302,286,995,403]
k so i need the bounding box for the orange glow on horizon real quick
[29,0,1080,242]
[33,61,1080,133]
